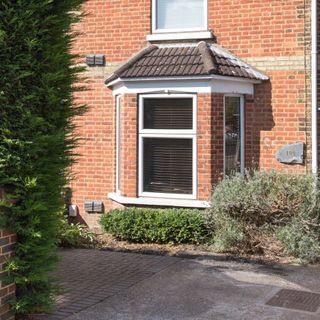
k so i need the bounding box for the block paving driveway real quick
[35,249,320,320]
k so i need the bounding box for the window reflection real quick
[225,97,241,175]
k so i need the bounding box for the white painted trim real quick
[152,0,156,33]
[138,136,197,200]
[108,192,210,208]
[139,93,197,134]
[140,189,195,200]
[138,134,143,198]
[151,0,208,34]
[147,31,213,42]
[115,95,121,194]
[204,0,208,32]
[111,79,256,96]
[240,96,245,175]
[140,129,195,135]
[153,27,207,34]
[223,96,226,174]
[114,75,261,84]
[192,134,198,199]
[107,78,122,87]
[138,94,197,200]
[107,76,212,88]
[311,0,318,174]
[224,95,245,175]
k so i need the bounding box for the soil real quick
[95,232,297,265]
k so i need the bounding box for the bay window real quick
[139,95,197,199]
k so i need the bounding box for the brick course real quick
[0,230,16,320]
[120,94,138,198]
[70,0,314,227]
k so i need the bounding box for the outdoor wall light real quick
[68,204,78,217]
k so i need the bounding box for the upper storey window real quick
[153,0,207,33]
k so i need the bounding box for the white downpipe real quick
[311,0,318,174]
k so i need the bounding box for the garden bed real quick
[95,232,296,265]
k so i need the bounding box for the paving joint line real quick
[57,255,181,320]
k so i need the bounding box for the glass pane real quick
[156,0,204,30]
[143,138,193,194]
[225,97,241,175]
[143,98,193,130]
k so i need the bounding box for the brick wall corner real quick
[0,230,16,320]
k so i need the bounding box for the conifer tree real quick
[0,0,85,314]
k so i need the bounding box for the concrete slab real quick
[36,249,320,320]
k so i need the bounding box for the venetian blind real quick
[143,138,193,194]
[143,98,193,130]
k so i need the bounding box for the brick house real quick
[69,0,319,228]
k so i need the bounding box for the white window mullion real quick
[116,95,121,194]
[192,136,197,199]
[240,96,245,175]
[138,134,144,197]
[139,94,197,199]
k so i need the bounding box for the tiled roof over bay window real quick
[105,42,268,85]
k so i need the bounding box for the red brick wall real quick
[0,230,16,320]
[244,94,255,168]
[210,93,225,189]
[70,0,311,227]
[210,1,306,57]
[70,77,117,228]
[73,1,306,59]
[197,93,213,199]
[212,0,309,172]
[120,94,138,197]
[72,0,150,61]
[253,72,306,172]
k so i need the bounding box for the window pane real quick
[143,98,193,130]
[156,0,204,30]
[225,97,241,175]
[143,138,193,194]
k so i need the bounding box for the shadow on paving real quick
[33,249,180,320]
[33,248,320,320]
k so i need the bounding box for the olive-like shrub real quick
[204,171,320,262]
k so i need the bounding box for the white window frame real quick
[115,95,121,194]
[139,94,197,200]
[223,94,245,175]
[152,0,208,34]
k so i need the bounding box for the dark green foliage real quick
[204,171,320,262]
[58,219,96,248]
[100,208,208,245]
[0,0,85,314]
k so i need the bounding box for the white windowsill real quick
[108,193,210,208]
[147,31,213,42]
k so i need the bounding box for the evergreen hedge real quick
[0,0,85,314]
[100,208,208,245]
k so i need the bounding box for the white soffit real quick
[111,77,256,96]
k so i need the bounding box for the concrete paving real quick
[39,249,320,320]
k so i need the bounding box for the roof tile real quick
[105,41,269,84]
